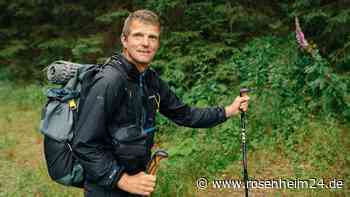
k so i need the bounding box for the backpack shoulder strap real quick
[102,54,128,78]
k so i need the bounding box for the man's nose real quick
[141,37,150,47]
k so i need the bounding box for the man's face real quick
[121,19,160,68]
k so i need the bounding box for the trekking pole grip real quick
[240,88,250,112]
[144,150,168,197]
[146,150,168,175]
[240,88,250,98]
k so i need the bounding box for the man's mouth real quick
[137,50,150,55]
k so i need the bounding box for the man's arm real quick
[72,75,125,188]
[158,78,249,127]
[158,78,225,128]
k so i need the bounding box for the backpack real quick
[39,60,101,188]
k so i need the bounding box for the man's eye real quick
[149,36,158,41]
[133,34,143,38]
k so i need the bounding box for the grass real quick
[0,82,349,196]
[0,82,81,197]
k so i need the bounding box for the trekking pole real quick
[145,150,168,197]
[240,88,250,197]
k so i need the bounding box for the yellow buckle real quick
[68,99,77,110]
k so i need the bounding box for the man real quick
[73,9,249,197]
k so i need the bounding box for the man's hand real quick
[225,96,250,118]
[117,171,156,196]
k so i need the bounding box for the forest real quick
[0,0,349,196]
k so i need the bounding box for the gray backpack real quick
[39,60,97,187]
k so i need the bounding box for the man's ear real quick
[121,35,127,48]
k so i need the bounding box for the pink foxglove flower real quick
[295,17,309,49]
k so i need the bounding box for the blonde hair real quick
[121,9,160,37]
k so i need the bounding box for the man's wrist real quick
[225,106,238,118]
[116,173,128,189]
[225,106,231,118]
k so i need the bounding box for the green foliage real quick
[1,1,349,196]
[96,10,129,25]
[1,1,349,81]
[290,1,350,70]
[0,40,27,59]
[72,34,104,62]
[36,38,75,65]
[0,67,13,81]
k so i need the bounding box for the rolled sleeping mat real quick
[47,60,84,84]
